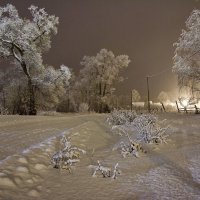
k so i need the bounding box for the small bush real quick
[78,103,89,113]
[51,136,86,172]
[132,114,169,144]
[107,109,137,126]
[0,106,8,115]
[108,110,170,147]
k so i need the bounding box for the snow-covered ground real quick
[0,113,200,200]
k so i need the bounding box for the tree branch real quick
[32,30,46,42]
[0,39,31,79]
[0,39,24,55]
[11,46,22,63]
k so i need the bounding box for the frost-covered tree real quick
[0,4,59,114]
[173,9,200,98]
[131,89,141,102]
[157,91,169,103]
[0,64,71,114]
[57,68,78,113]
[78,49,130,112]
[35,65,71,110]
[0,71,5,108]
[0,67,27,114]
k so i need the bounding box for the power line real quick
[148,68,171,78]
[147,67,171,78]
[144,49,200,112]
[145,66,172,113]
[147,48,200,78]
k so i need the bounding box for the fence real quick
[175,101,200,114]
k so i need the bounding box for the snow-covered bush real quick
[90,161,120,179]
[107,109,137,126]
[51,136,86,172]
[110,114,169,143]
[78,103,89,113]
[0,106,8,115]
[132,114,169,144]
[92,160,111,178]
[112,125,147,158]
[120,139,147,158]
[108,111,170,159]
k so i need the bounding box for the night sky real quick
[0,0,200,100]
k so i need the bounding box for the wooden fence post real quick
[175,101,180,113]
[195,105,199,114]
[161,102,166,112]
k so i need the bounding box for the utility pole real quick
[131,90,133,111]
[146,76,151,113]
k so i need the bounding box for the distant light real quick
[179,98,189,108]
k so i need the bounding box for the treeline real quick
[0,49,130,114]
[0,4,130,115]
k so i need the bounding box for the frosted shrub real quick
[51,136,86,172]
[109,112,169,144]
[92,160,111,178]
[120,140,147,158]
[132,114,169,144]
[0,106,8,115]
[78,103,89,113]
[107,109,137,126]
[108,111,170,159]
[112,125,147,158]
[90,161,120,179]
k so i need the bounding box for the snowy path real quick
[0,114,102,161]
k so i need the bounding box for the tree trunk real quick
[103,84,107,97]
[20,61,37,115]
[99,83,102,96]
[2,90,6,109]
[28,78,37,115]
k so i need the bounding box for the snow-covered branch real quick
[90,161,120,179]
